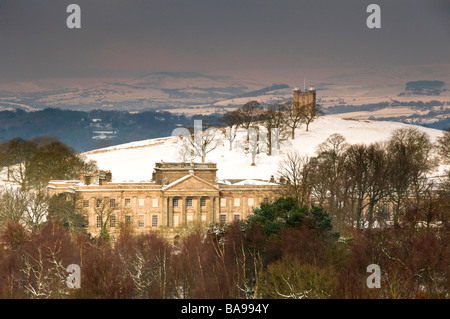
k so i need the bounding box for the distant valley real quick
[0,70,449,152]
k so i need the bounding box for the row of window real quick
[85,198,160,208]
[219,197,269,207]
[173,197,269,208]
[97,214,158,228]
[96,212,249,229]
[220,214,242,223]
[86,197,271,209]
[173,197,206,207]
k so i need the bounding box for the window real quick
[186,198,193,207]
[187,214,193,222]
[125,198,131,207]
[234,214,240,221]
[152,215,158,228]
[138,198,145,207]
[200,198,206,207]
[96,199,102,208]
[110,215,116,228]
[173,215,179,227]
[138,214,144,228]
[152,198,159,207]
[125,215,131,226]
[220,198,227,207]
[173,198,179,207]
[220,214,227,223]
[201,214,206,222]
[248,198,254,207]
[96,216,101,228]
[110,198,116,208]
[83,200,89,208]
[234,198,240,207]
[263,197,269,203]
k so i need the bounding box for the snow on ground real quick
[82,116,445,183]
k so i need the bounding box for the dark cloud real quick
[0,0,448,82]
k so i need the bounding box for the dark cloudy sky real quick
[0,0,449,83]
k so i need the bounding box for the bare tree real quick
[283,101,303,139]
[116,233,172,298]
[313,134,349,218]
[177,135,195,162]
[315,133,350,209]
[298,102,320,132]
[0,186,28,229]
[248,127,260,166]
[219,110,242,151]
[193,123,221,163]
[236,101,263,142]
[363,143,390,228]
[259,103,288,156]
[436,129,450,164]
[385,128,435,224]
[22,191,48,232]
[1,138,37,190]
[0,186,48,231]
[341,143,391,229]
[278,151,312,206]
[174,120,221,163]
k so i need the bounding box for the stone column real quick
[215,196,220,222]
[168,197,173,228]
[208,196,215,223]
[196,196,201,223]
[161,195,166,227]
[181,196,187,226]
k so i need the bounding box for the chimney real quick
[80,170,84,182]
[84,174,93,186]
[269,175,275,183]
[105,171,112,182]
[152,170,156,181]
[99,177,107,186]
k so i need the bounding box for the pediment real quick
[163,174,220,192]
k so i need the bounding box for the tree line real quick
[0,137,97,232]
[219,99,319,147]
[278,127,450,232]
[0,191,447,299]
[177,99,320,164]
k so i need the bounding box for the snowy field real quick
[82,116,446,183]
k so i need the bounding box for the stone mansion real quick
[47,162,283,238]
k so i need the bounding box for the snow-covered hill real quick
[82,116,446,183]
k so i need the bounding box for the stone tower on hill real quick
[293,85,316,115]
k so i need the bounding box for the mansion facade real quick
[47,162,283,238]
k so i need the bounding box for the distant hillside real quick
[83,116,446,182]
[237,84,289,98]
[403,80,446,96]
[0,72,269,112]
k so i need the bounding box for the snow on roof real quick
[231,179,278,186]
